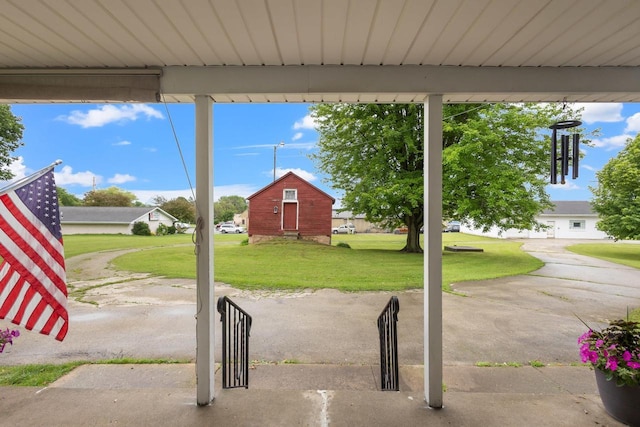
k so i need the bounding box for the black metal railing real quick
[377,296,400,391]
[217,296,252,389]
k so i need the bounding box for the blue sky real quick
[4,102,640,206]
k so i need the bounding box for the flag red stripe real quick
[0,276,24,318]
[11,284,36,325]
[26,299,48,330]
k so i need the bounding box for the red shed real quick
[247,172,335,245]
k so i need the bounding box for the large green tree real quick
[0,105,25,180]
[84,186,138,207]
[590,134,640,240]
[310,103,568,252]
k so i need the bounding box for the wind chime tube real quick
[561,134,570,178]
[572,133,580,179]
[550,129,557,184]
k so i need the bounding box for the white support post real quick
[424,96,443,408]
[195,95,215,406]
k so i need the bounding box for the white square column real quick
[194,95,215,405]
[424,96,443,408]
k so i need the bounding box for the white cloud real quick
[60,104,164,128]
[108,173,136,184]
[293,114,317,130]
[273,167,317,182]
[581,164,597,172]
[625,112,640,133]
[573,103,623,124]
[591,134,633,150]
[292,132,303,141]
[113,140,132,146]
[55,165,102,187]
[7,156,27,180]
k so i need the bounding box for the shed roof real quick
[247,172,336,203]
[60,206,176,224]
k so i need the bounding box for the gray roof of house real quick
[542,201,595,216]
[60,206,176,224]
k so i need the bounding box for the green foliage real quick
[590,134,640,240]
[336,242,351,249]
[443,103,566,233]
[84,186,138,207]
[155,223,170,236]
[131,221,151,236]
[0,105,24,181]
[155,196,195,224]
[214,195,247,224]
[310,103,570,253]
[56,186,83,206]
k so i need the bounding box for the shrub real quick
[336,242,351,249]
[156,223,169,236]
[131,221,151,236]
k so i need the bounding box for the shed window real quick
[570,220,585,230]
[284,189,297,200]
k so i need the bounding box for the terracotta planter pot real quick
[595,369,640,426]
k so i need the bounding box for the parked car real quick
[219,223,245,233]
[393,226,408,234]
[443,221,461,233]
[332,224,356,234]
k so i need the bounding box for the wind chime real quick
[549,119,581,185]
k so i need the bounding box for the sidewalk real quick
[0,363,625,426]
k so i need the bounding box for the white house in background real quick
[460,201,609,240]
[60,206,178,235]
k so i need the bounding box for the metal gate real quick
[217,296,252,389]
[377,296,400,391]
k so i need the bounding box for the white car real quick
[219,224,245,234]
[332,224,356,234]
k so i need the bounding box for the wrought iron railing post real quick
[377,296,400,391]
[217,296,252,389]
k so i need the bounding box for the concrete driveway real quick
[1,239,638,368]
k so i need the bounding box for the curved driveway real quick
[1,239,638,368]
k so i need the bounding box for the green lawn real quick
[95,232,543,292]
[566,243,640,269]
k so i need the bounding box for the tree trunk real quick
[400,216,423,253]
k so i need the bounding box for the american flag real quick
[0,165,68,341]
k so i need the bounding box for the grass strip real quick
[0,358,189,386]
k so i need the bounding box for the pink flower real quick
[578,331,592,344]
[623,351,632,362]
[595,339,604,348]
[628,361,640,369]
[605,357,618,371]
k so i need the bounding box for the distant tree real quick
[214,195,247,224]
[0,105,25,180]
[157,196,195,224]
[84,186,137,207]
[57,187,83,206]
[590,134,640,240]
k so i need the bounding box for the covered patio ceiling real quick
[0,0,639,104]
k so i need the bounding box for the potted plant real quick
[578,318,640,425]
